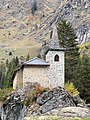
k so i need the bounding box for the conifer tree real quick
[0,61,6,88]
[75,54,90,103]
[6,59,9,68]
[15,56,19,66]
[57,20,80,82]
[5,57,19,88]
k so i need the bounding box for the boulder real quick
[73,95,86,107]
[60,107,90,118]
[1,91,26,120]
[30,87,76,115]
[24,106,90,120]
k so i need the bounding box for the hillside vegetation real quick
[80,41,90,56]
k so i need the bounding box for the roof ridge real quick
[24,57,38,64]
[23,57,50,66]
[36,57,49,63]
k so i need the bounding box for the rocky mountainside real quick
[0,0,90,60]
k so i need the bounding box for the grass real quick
[0,37,41,62]
[0,12,42,62]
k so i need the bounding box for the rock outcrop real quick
[0,86,90,120]
[60,107,90,118]
[0,91,26,120]
[27,87,76,116]
[25,86,90,118]
[24,106,90,120]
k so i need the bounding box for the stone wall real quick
[13,69,23,89]
[46,50,64,88]
[23,66,50,88]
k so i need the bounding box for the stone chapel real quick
[13,26,66,89]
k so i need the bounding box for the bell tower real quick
[46,25,65,88]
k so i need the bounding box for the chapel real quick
[13,26,66,89]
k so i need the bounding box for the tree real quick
[57,20,80,82]
[6,59,9,67]
[9,51,12,56]
[0,61,6,88]
[15,56,19,66]
[57,20,78,48]
[5,57,19,88]
[5,61,15,87]
[75,54,90,103]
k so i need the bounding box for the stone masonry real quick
[13,69,23,89]
[23,66,50,88]
[46,51,64,88]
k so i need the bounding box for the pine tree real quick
[6,59,9,68]
[5,61,15,87]
[57,20,80,82]
[15,56,19,66]
[0,61,6,88]
[57,20,78,48]
[5,57,19,88]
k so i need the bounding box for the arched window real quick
[54,54,59,62]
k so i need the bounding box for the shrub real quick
[24,92,35,107]
[65,81,79,96]
[0,88,13,102]
[33,85,50,97]
[24,84,50,107]
[9,51,12,56]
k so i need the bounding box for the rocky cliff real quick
[0,0,90,60]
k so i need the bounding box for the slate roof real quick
[23,57,50,66]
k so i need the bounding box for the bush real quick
[24,84,50,107]
[33,85,50,97]
[9,51,12,56]
[24,93,35,107]
[0,88,13,102]
[65,81,79,96]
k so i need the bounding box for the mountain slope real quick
[0,0,90,61]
